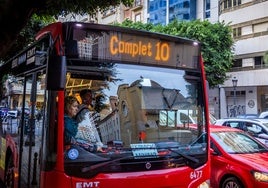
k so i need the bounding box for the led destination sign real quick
[74,28,200,69]
[109,35,170,62]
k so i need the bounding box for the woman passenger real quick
[64,96,79,145]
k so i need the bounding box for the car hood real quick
[232,152,268,171]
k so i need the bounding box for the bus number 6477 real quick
[190,170,203,179]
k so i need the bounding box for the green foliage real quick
[118,19,234,88]
[4,14,56,61]
[38,0,134,18]
[2,0,134,60]
[115,19,154,31]
[94,93,109,113]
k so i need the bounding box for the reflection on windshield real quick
[211,132,268,153]
[64,63,207,177]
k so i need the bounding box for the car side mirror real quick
[210,148,218,155]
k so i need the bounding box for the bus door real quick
[18,71,45,187]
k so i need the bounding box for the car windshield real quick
[255,119,268,129]
[236,114,259,119]
[211,131,268,154]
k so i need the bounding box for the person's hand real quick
[96,146,105,152]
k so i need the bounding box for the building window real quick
[228,0,232,8]
[183,1,190,8]
[261,94,268,112]
[102,6,116,17]
[159,0,166,8]
[205,11,211,18]
[233,59,242,68]
[205,0,211,18]
[254,22,268,33]
[233,27,241,37]
[241,25,253,36]
[234,0,241,6]
[229,90,245,96]
[135,0,141,7]
[183,13,190,20]
[255,56,263,67]
[220,0,242,12]
[223,0,227,9]
[149,0,195,25]
[135,13,141,22]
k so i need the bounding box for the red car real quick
[210,125,268,188]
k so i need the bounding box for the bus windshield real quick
[64,62,207,178]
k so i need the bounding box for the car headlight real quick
[252,171,268,182]
[197,180,210,188]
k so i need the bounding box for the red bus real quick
[0,22,210,188]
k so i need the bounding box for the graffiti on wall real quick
[227,105,246,117]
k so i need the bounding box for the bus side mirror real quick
[46,55,66,90]
[65,40,78,58]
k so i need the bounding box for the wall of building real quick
[220,1,268,25]
[212,0,268,118]
[217,68,268,117]
[196,0,219,23]
[235,35,268,57]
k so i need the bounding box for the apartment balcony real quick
[102,7,117,18]
[224,67,268,88]
[229,63,268,72]
[130,0,143,11]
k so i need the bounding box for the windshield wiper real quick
[168,149,199,163]
[81,145,199,172]
[81,155,134,173]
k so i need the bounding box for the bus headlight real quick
[252,171,268,182]
[197,180,210,188]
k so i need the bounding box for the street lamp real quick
[232,77,238,105]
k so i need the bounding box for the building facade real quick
[217,0,268,118]
[148,0,197,25]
